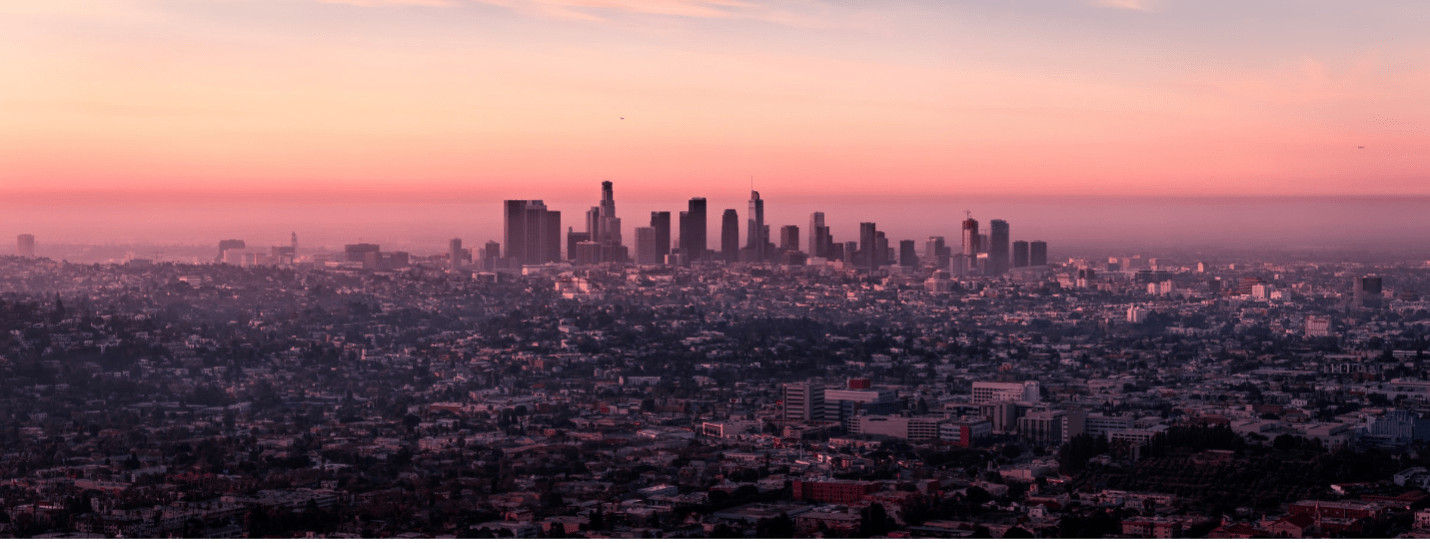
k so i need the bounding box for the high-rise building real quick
[780,225,800,252]
[503,200,561,265]
[720,209,739,263]
[633,226,658,265]
[217,239,245,263]
[1354,276,1384,309]
[578,181,626,263]
[1012,240,1030,268]
[961,217,979,275]
[988,219,1009,275]
[843,241,858,264]
[566,229,590,261]
[744,191,768,262]
[869,230,880,265]
[859,222,878,270]
[650,211,671,261]
[809,212,830,259]
[899,240,917,267]
[782,382,825,422]
[479,240,501,270]
[448,238,463,270]
[1030,240,1047,266]
[680,198,707,261]
[16,234,35,258]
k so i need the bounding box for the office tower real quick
[925,236,944,262]
[809,212,830,258]
[566,229,590,261]
[650,211,671,261]
[899,240,917,267]
[1354,276,1384,309]
[446,238,461,270]
[16,234,35,258]
[503,200,561,265]
[481,240,501,270]
[829,243,844,262]
[575,241,601,266]
[782,382,825,422]
[780,225,800,252]
[1030,240,1048,266]
[961,217,979,275]
[875,231,889,266]
[721,209,740,263]
[744,190,768,262]
[859,222,878,270]
[1013,240,1030,268]
[345,243,381,269]
[633,227,658,265]
[579,180,625,263]
[679,198,707,261]
[988,219,1010,275]
[843,241,858,264]
[217,239,246,263]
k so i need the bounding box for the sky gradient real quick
[3,0,1428,205]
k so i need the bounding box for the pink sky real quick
[2,0,1428,203]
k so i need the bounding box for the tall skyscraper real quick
[16,234,35,258]
[721,209,740,263]
[481,240,500,270]
[745,190,767,262]
[1030,240,1048,266]
[578,180,626,263]
[809,212,830,259]
[680,198,707,261]
[859,222,878,270]
[567,228,590,261]
[1013,240,1030,268]
[988,219,1010,275]
[961,216,979,275]
[899,240,917,267]
[650,211,671,261]
[875,230,889,267]
[633,226,659,265]
[217,239,246,264]
[1354,275,1384,309]
[780,225,800,252]
[448,238,463,270]
[503,200,561,265]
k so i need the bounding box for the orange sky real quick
[2,0,1428,202]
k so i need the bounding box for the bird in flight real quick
[1358,146,1365,149]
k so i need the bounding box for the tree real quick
[1003,526,1034,538]
[547,523,566,538]
[756,513,796,538]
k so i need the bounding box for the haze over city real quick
[5,1,1430,540]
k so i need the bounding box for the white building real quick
[972,381,1040,404]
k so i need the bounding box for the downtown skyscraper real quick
[649,211,671,262]
[809,212,831,259]
[503,200,561,266]
[745,190,769,262]
[960,215,979,276]
[721,209,739,263]
[679,197,707,261]
[988,219,1010,275]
